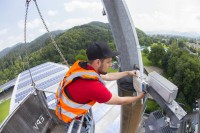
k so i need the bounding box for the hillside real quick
[0,21,149,85]
[0,47,12,58]
[0,22,109,85]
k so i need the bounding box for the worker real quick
[56,42,145,133]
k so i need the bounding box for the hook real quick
[25,0,31,6]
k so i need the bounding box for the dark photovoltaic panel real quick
[17,67,65,90]
[20,62,50,77]
[35,73,64,90]
[0,78,17,91]
[15,72,65,103]
[48,102,56,110]
[10,62,68,113]
[16,87,34,99]
[19,64,55,82]
[46,94,56,103]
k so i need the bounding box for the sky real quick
[1,0,200,51]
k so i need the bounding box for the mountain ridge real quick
[146,30,200,39]
[0,30,65,58]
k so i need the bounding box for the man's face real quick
[98,58,112,74]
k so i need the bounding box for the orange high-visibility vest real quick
[55,60,104,123]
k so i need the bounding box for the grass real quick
[0,99,11,124]
[145,99,161,114]
[142,53,153,66]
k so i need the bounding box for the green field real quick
[0,99,11,124]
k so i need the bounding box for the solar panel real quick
[16,87,34,98]
[46,94,56,103]
[14,72,66,103]
[37,73,64,88]
[10,62,68,113]
[19,64,55,82]
[20,62,49,77]
[17,67,65,90]
[48,102,56,110]
[0,78,17,91]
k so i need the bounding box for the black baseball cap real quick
[86,42,120,60]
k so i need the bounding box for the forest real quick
[0,21,199,112]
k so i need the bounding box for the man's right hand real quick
[138,92,145,99]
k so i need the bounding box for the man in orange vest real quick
[56,42,145,132]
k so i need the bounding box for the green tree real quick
[75,55,87,61]
[136,28,152,46]
[75,49,87,61]
[148,44,165,65]
[177,39,186,48]
[161,44,200,111]
[197,48,200,57]
[143,48,149,55]
[174,56,200,111]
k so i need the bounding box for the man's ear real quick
[96,59,101,65]
[94,59,102,67]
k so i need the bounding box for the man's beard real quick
[98,64,107,75]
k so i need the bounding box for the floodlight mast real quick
[101,0,146,132]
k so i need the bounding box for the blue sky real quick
[1,0,200,51]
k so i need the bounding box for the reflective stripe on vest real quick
[61,109,77,119]
[61,93,93,110]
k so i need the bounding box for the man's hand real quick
[138,92,145,99]
[127,70,138,77]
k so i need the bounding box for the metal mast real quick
[102,0,145,132]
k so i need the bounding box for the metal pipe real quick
[77,116,85,133]
[67,119,75,133]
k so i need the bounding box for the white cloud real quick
[126,0,200,33]
[0,28,8,36]
[64,1,101,12]
[39,28,46,34]
[18,18,42,29]
[63,18,93,27]
[196,15,200,21]
[179,6,196,12]
[48,17,93,31]
[47,10,58,16]
[132,11,175,32]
